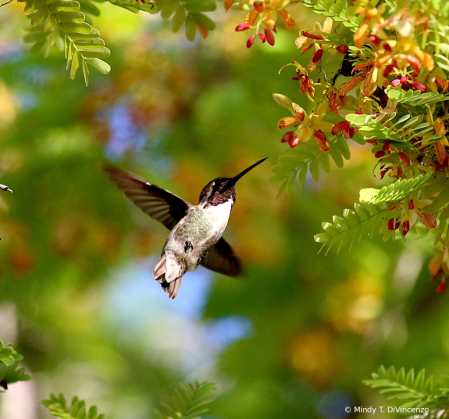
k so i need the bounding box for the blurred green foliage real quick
[0,340,30,390]
[0,1,448,419]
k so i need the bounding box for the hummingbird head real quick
[199,158,267,208]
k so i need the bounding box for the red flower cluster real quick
[391,76,428,92]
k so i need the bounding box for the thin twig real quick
[0,0,13,7]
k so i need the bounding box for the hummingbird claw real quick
[184,240,193,253]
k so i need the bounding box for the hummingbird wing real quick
[104,166,190,231]
[201,238,242,277]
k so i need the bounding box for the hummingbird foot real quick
[184,240,193,253]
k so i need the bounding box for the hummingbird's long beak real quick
[225,157,268,189]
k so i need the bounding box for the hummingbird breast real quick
[165,202,233,271]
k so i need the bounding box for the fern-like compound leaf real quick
[360,173,432,205]
[363,366,442,409]
[0,341,31,391]
[302,0,368,31]
[346,111,445,145]
[314,202,394,254]
[23,0,110,85]
[154,380,217,419]
[386,85,449,106]
[42,394,106,419]
[269,136,351,197]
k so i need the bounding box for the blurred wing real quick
[202,238,242,277]
[104,165,190,231]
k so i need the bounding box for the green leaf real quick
[171,7,187,32]
[386,85,449,106]
[78,47,110,58]
[315,202,387,254]
[302,0,360,32]
[329,144,344,168]
[184,0,216,12]
[60,22,92,34]
[160,0,178,19]
[185,14,196,41]
[363,174,432,205]
[78,0,100,16]
[75,38,105,47]
[42,394,105,419]
[29,41,46,54]
[49,0,81,12]
[335,137,351,160]
[70,49,80,79]
[363,365,443,411]
[191,13,215,30]
[85,58,111,74]
[0,341,31,388]
[154,381,217,419]
[309,157,320,182]
[54,11,85,22]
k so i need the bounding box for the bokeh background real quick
[0,2,447,418]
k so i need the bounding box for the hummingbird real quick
[104,158,267,299]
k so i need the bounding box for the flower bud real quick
[331,120,350,135]
[313,49,324,63]
[336,45,349,54]
[399,151,410,166]
[437,281,447,293]
[383,42,392,52]
[247,35,255,48]
[303,31,324,40]
[368,35,380,46]
[400,76,408,84]
[388,218,400,230]
[402,220,410,236]
[258,33,266,43]
[264,28,275,46]
[410,81,428,93]
[375,150,385,158]
[355,110,362,115]
[281,131,294,143]
[409,200,414,210]
[383,64,395,77]
[391,79,401,87]
[288,135,300,148]
[236,23,251,31]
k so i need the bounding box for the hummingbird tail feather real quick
[153,255,167,280]
[164,252,185,283]
[153,252,184,299]
[159,277,182,299]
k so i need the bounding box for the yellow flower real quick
[278,101,333,148]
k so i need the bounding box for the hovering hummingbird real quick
[104,158,267,299]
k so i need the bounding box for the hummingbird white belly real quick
[164,201,233,274]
